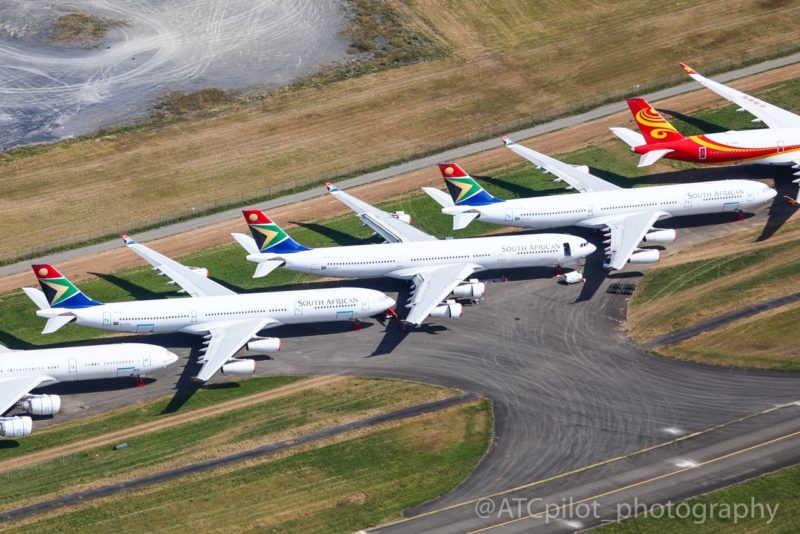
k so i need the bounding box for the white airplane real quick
[0,342,178,438]
[231,187,595,326]
[22,244,395,382]
[422,137,776,270]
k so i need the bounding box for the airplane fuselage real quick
[454,179,774,230]
[250,234,595,279]
[637,128,800,165]
[0,344,176,382]
[41,288,391,335]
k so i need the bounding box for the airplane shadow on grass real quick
[90,272,175,300]
[658,109,730,135]
[476,174,567,199]
[290,221,383,247]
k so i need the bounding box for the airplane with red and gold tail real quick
[611,63,800,201]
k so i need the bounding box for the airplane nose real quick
[380,294,396,311]
[585,242,597,255]
[766,187,777,200]
[163,349,180,366]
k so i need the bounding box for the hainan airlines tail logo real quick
[443,167,482,204]
[36,267,80,306]
[247,212,288,251]
[634,107,679,140]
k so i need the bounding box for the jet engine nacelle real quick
[20,394,61,416]
[220,359,256,375]
[394,211,412,224]
[0,416,32,438]
[643,229,677,244]
[430,300,463,319]
[167,267,209,285]
[245,337,282,353]
[628,249,660,264]
[572,164,590,174]
[452,280,486,299]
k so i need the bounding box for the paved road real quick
[0,393,477,522]
[2,51,799,278]
[372,401,800,533]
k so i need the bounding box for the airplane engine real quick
[628,249,660,264]
[245,338,282,353]
[643,229,677,244]
[0,416,32,438]
[430,300,463,319]
[166,267,208,287]
[189,267,209,278]
[20,394,61,416]
[221,359,256,375]
[452,281,486,299]
[394,211,412,224]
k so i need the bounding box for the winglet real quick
[325,181,339,193]
[121,234,136,245]
[679,62,697,75]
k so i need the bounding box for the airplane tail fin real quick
[241,210,310,254]
[31,265,101,309]
[625,98,685,144]
[438,164,503,206]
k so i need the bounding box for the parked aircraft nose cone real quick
[585,242,597,256]
[765,187,777,201]
[163,349,180,367]
[380,293,396,311]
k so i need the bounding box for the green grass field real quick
[0,377,460,510]
[602,464,800,533]
[4,399,491,533]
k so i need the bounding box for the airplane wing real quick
[602,211,666,270]
[503,136,621,193]
[680,63,800,129]
[122,235,235,298]
[195,318,277,382]
[0,375,57,415]
[405,264,477,326]
[326,183,437,243]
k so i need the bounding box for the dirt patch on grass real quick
[49,13,122,48]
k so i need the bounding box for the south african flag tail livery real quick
[241,210,310,254]
[31,264,102,309]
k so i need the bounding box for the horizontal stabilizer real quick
[453,211,480,230]
[43,315,75,334]
[21,287,50,310]
[609,127,646,148]
[423,187,455,208]
[254,260,284,279]
[231,233,260,255]
[638,149,674,167]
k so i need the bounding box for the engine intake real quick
[643,229,677,244]
[21,394,61,416]
[430,300,463,319]
[394,211,412,224]
[0,416,32,438]
[221,359,256,375]
[628,249,660,264]
[245,337,282,353]
[452,280,486,299]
